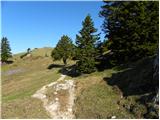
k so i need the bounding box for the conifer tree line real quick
[100,1,159,64]
[52,1,158,74]
[52,15,100,73]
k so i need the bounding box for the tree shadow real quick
[6,60,14,64]
[103,57,157,97]
[58,64,81,77]
[95,55,114,72]
[136,92,156,105]
[47,64,65,69]
[47,63,81,77]
[2,60,14,65]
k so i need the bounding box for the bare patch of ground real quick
[32,74,75,119]
[2,68,26,76]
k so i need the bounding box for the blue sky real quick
[2,1,105,54]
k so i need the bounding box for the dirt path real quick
[32,74,75,119]
[2,68,26,76]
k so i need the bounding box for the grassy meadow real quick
[2,48,62,118]
[1,47,156,118]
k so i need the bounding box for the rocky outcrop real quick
[153,49,159,87]
[152,49,159,106]
[32,75,76,119]
[145,49,159,119]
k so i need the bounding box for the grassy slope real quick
[31,47,53,57]
[1,47,61,118]
[2,47,155,119]
[74,57,155,119]
[74,70,134,119]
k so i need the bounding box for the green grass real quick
[2,98,50,119]
[30,47,53,57]
[1,48,61,118]
[2,47,154,118]
[74,62,152,119]
[1,47,76,118]
[74,70,135,119]
[75,85,133,118]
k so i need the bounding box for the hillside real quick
[12,47,53,59]
[2,48,57,118]
[1,1,158,119]
[1,47,158,119]
[30,47,53,57]
[74,56,158,119]
[1,47,76,118]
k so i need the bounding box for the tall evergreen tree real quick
[100,1,159,64]
[51,35,74,65]
[1,37,12,62]
[76,15,100,73]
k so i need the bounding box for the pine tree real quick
[51,35,74,65]
[76,15,100,73]
[1,37,12,63]
[100,1,159,64]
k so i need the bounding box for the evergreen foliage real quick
[51,35,74,65]
[1,37,12,62]
[76,15,100,73]
[100,1,159,64]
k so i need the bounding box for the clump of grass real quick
[2,98,50,119]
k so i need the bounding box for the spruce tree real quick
[76,15,100,73]
[1,37,12,63]
[100,1,159,64]
[51,35,74,65]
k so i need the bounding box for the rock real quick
[55,98,59,101]
[26,53,31,57]
[68,108,72,112]
[111,116,116,119]
[152,49,159,104]
[153,91,159,104]
[120,95,123,99]
[54,92,57,95]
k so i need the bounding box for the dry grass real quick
[1,47,76,118]
[31,47,53,57]
[74,70,136,119]
[74,57,155,119]
[2,47,152,119]
[2,98,50,119]
[1,48,62,118]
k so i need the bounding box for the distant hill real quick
[30,47,53,57]
[13,47,53,59]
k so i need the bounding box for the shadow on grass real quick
[103,57,157,97]
[2,60,14,65]
[47,63,80,77]
[58,64,81,77]
[47,64,65,69]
